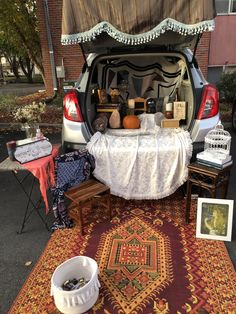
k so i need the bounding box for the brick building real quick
[36,0,84,95]
[36,0,212,95]
[208,0,236,84]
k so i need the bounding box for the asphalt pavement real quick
[0,82,45,96]
[0,128,235,314]
[0,130,61,314]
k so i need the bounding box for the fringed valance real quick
[61,0,216,45]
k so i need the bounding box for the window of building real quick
[231,0,236,12]
[215,0,236,14]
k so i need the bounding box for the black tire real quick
[232,103,236,132]
[62,142,72,154]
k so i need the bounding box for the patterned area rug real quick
[9,193,236,313]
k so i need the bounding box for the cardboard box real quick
[161,119,179,128]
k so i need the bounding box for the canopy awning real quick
[61,0,216,46]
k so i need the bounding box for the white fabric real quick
[87,126,192,200]
[139,112,164,130]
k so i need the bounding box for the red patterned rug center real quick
[118,241,149,265]
[98,217,171,312]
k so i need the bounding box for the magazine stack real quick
[196,149,232,169]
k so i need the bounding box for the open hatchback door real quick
[61,0,216,51]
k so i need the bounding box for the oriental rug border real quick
[9,193,236,313]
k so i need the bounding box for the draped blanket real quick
[87,128,192,200]
[51,149,95,230]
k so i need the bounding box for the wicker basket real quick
[204,122,231,155]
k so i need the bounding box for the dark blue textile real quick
[51,149,95,230]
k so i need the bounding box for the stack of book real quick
[196,149,233,169]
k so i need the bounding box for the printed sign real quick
[14,139,52,163]
[63,80,76,92]
[173,101,187,120]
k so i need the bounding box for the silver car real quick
[62,34,219,158]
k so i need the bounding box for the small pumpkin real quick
[123,115,140,129]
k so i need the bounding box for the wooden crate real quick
[161,119,179,128]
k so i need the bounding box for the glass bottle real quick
[165,103,173,119]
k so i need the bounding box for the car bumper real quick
[62,118,91,144]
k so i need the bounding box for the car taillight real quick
[63,90,84,122]
[197,84,219,120]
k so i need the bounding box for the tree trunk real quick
[19,57,34,83]
[12,20,44,77]
[0,60,4,82]
[11,56,20,80]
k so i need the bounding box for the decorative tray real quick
[14,137,52,163]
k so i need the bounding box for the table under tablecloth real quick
[23,145,60,212]
[87,127,192,200]
[0,144,60,213]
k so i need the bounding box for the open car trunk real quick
[84,50,194,133]
[61,0,216,138]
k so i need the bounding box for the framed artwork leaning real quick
[196,198,234,242]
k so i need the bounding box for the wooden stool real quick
[65,179,111,235]
[185,162,232,223]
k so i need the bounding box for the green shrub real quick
[47,93,63,108]
[0,94,19,113]
[12,74,44,84]
[217,71,236,104]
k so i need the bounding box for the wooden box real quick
[134,97,146,112]
[161,119,179,128]
[97,103,121,113]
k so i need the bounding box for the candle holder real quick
[165,111,173,119]
[6,141,16,161]
[165,103,173,119]
[127,99,135,115]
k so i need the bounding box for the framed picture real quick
[97,89,108,104]
[134,97,146,112]
[196,198,234,241]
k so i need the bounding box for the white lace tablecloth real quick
[87,126,192,200]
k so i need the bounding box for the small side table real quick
[65,178,111,235]
[0,145,60,233]
[185,162,232,223]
